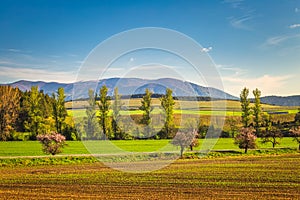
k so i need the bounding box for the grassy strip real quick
[0,148,297,167]
[185,147,298,159]
[0,156,98,167]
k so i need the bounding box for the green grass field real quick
[0,154,299,199]
[0,138,297,157]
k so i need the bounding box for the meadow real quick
[0,154,299,199]
[0,138,298,157]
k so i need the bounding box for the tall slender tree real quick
[24,86,44,138]
[140,88,153,138]
[85,89,100,139]
[52,88,67,134]
[0,86,21,140]
[252,88,262,135]
[160,88,175,138]
[111,87,123,139]
[240,87,251,128]
[97,85,111,139]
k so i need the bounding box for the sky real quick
[0,0,300,97]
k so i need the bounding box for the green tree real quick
[40,90,53,118]
[140,89,153,138]
[290,126,300,150]
[234,127,257,153]
[111,87,123,139]
[252,88,262,135]
[240,87,251,128]
[24,86,44,138]
[52,88,67,134]
[160,88,175,138]
[261,126,283,148]
[97,85,111,139]
[85,89,101,139]
[226,117,240,138]
[0,86,21,140]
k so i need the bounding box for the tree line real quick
[1,85,300,153]
[76,86,177,140]
[0,85,76,141]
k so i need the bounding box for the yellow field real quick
[67,99,290,111]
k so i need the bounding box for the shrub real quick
[37,132,66,155]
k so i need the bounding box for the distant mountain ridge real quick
[260,95,300,107]
[6,78,237,101]
[4,79,300,106]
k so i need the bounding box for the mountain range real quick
[6,78,237,101]
[5,78,300,106]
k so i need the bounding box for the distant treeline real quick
[78,93,230,101]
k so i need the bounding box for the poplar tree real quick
[240,87,251,128]
[112,87,123,139]
[85,89,100,139]
[140,89,153,138]
[252,88,262,135]
[97,85,111,139]
[24,86,44,138]
[0,86,21,140]
[160,88,175,138]
[52,87,67,134]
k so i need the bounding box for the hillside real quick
[7,78,238,101]
[260,95,300,107]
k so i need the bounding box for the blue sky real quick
[0,0,299,97]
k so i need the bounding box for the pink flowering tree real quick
[171,129,199,158]
[37,132,66,155]
[234,127,257,153]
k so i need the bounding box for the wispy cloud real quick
[222,74,292,96]
[262,34,300,47]
[225,0,256,31]
[8,48,22,53]
[223,0,244,9]
[289,24,300,29]
[0,66,77,83]
[295,8,299,13]
[67,53,78,57]
[117,64,181,80]
[1,48,32,54]
[229,14,253,30]
[201,47,212,53]
[217,65,248,76]
[130,64,177,71]
[48,55,61,58]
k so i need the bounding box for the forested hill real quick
[260,95,300,106]
[6,78,238,101]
